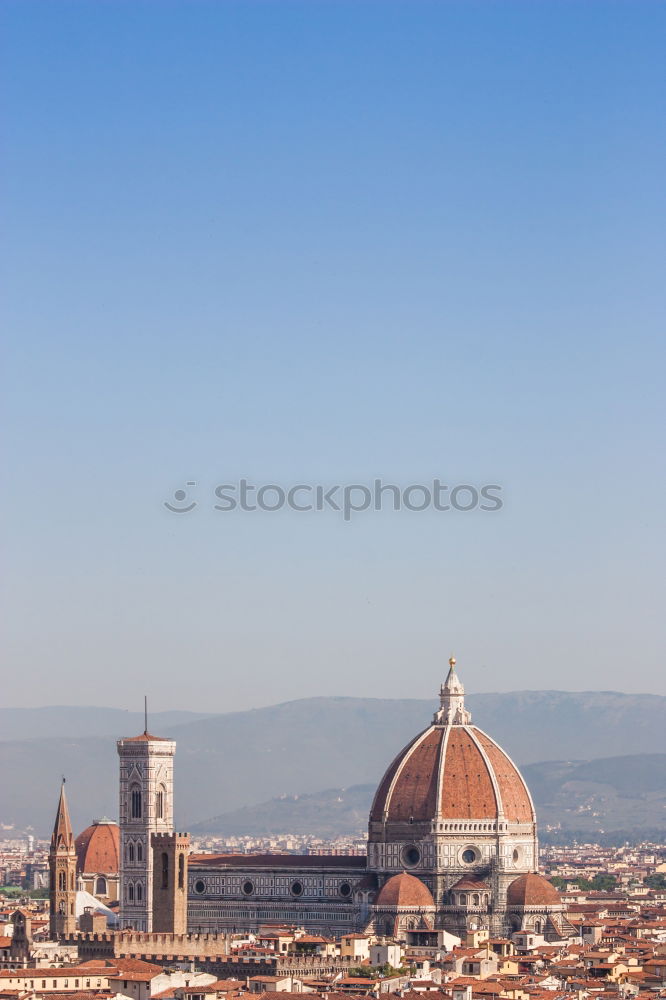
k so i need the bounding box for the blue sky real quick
[2,0,665,710]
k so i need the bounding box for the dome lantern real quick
[434,654,472,726]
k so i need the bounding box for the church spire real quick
[49,780,77,939]
[51,780,74,851]
[434,655,472,725]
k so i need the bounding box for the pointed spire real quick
[434,655,472,725]
[51,779,74,851]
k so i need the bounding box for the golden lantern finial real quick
[449,655,456,669]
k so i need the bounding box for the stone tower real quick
[10,909,33,965]
[117,726,176,930]
[151,832,190,933]
[49,781,77,939]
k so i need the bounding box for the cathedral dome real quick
[506,873,560,907]
[374,872,435,908]
[75,819,120,875]
[369,659,535,827]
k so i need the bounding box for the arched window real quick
[156,787,165,819]
[460,893,467,905]
[137,842,143,862]
[70,873,75,891]
[128,843,135,862]
[96,876,107,895]
[473,893,480,905]
[136,883,143,902]
[178,854,185,890]
[130,786,142,819]
[161,852,169,890]
[128,883,134,902]
[58,872,66,891]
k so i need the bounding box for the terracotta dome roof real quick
[370,724,534,825]
[506,873,560,907]
[370,660,535,828]
[374,872,435,909]
[75,819,120,875]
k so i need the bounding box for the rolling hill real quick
[1,691,664,836]
[192,755,666,840]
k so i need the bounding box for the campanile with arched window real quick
[116,726,177,931]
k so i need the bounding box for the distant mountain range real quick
[1,691,665,837]
[0,707,212,742]
[193,754,666,841]
[192,784,376,837]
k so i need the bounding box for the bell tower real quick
[117,713,177,931]
[49,781,77,939]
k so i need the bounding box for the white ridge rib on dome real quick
[464,725,504,821]
[472,726,538,827]
[434,721,452,820]
[383,725,434,821]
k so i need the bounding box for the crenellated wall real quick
[68,930,230,960]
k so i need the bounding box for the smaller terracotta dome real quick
[451,877,490,891]
[375,872,435,908]
[75,819,120,875]
[507,873,560,907]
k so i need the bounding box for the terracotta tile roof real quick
[374,872,435,908]
[120,732,170,742]
[507,874,561,907]
[190,853,366,869]
[112,960,162,975]
[442,728,499,819]
[179,990,241,996]
[451,878,490,891]
[108,971,161,982]
[369,730,423,823]
[75,821,120,875]
[46,993,116,1000]
[472,730,534,823]
[370,724,534,825]
[203,981,246,991]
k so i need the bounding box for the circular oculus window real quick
[291,880,304,897]
[242,880,254,895]
[402,845,421,867]
[462,848,478,864]
[194,879,206,894]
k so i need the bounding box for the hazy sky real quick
[2,1,665,711]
